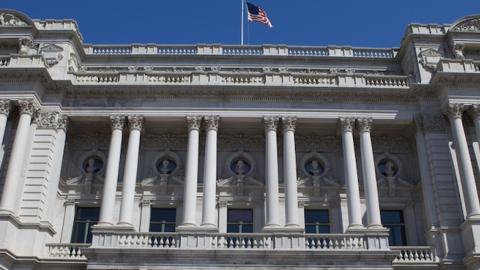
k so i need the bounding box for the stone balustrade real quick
[90,231,390,251]
[391,246,438,264]
[46,243,89,260]
[436,59,480,73]
[82,44,397,58]
[70,71,409,89]
[0,55,46,68]
[0,56,10,67]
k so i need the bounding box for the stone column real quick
[358,118,382,229]
[180,116,201,227]
[339,117,363,229]
[282,117,300,228]
[0,100,10,148]
[98,115,125,226]
[447,104,480,218]
[118,115,143,227]
[264,116,281,229]
[201,115,219,228]
[0,99,36,214]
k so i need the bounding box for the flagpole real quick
[241,0,244,45]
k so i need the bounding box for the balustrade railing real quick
[353,48,395,58]
[292,74,337,86]
[364,75,409,88]
[47,243,89,260]
[304,234,366,250]
[157,46,197,55]
[288,47,329,56]
[211,234,273,249]
[0,56,10,67]
[223,46,263,56]
[74,73,120,83]
[93,46,132,55]
[391,246,437,264]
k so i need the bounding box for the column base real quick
[176,224,198,232]
[197,224,219,232]
[0,209,15,216]
[115,222,135,231]
[346,224,365,232]
[367,224,386,230]
[262,224,282,232]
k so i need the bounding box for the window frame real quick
[70,206,100,244]
[380,209,407,246]
[227,208,254,233]
[149,207,177,233]
[304,209,330,234]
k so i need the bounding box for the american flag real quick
[247,2,273,28]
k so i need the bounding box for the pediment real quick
[40,44,63,53]
[451,15,480,32]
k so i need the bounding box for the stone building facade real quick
[0,9,479,270]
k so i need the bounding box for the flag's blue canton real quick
[246,2,273,28]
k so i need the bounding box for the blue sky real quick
[2,0,478,47]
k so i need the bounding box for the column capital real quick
[110,115,126,131]
[57,114,68,131]
[127,115,144,132]
[264,116,279,132]
[204,115,219,131]
[339,117,355,132]
[0,100,11,116]
[445,103,465,120]
[17,99,38,116]
[34,110,60,129]
[357,117,373,133]
[281,116,296,133]
[471,104,480,120]
[186,116,202,131]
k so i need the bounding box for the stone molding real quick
[204,115,219,131]
[127,115,143,131]
[357,117,373,133]
[186,116,201,131]
[34,110,68,130]
[110,115,126,131]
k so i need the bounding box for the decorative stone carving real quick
[110,115,125,131]
[452,17,480,32]
[204,115,219,131]
[143,133,188,150]
[375,153,414,197]
[446,104,464,119]
[39,44,64,67]
[281,116,296,133]
[65,150,107,195]
[339,117,355,132]
[18,38,37,55]
[372,136,413,154]
[298,152,339,196]
[34,111,59,129]
[453,43,465,60]
[218,151,262,196]
[127,115,144,131]
[68,53,80,72]
[295,136,340,152]
[218,134,264,152]
[17,99,37,116]
[186,116,201,131]
[418,48,442,70]
[264,116,279,132]
[419,112,446,132]
[0,13,27,26]
[69,134,110,150]
[57,114,68,130]
[0,100,11,116]
[357,117,373,133]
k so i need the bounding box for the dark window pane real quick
[242,224,253,233]
[317,226,330,234]
[149,208,177,232]
[164,224,176,232]
[227,224,240,233]
[71,207,99,244]
[381,210,406,246]
[228,209,253,222]
[304,210,330,234]
[305,225,316,234]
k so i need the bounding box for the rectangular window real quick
[381,210,407,246]
[304,209,330,234]
[71,207,100,243]
[149,208,176,232]
[227,209,253,233]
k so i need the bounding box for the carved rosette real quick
[127,115,144,132]
[186,116,202,131]
[446,104,464,120]
[357,118,373,133]
[17,99,37,116]
[110,115,126,131]
[281,116,296,133]
[264,116,279,132]
[34,111,59,129]
[0,100,10,116]
[339,117,355,132]
[204,115,220,131]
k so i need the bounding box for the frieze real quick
[218,134,265,152]
[372,136,413,154]
[68,133,110,150]
[295,136,340,152]
[143,133,188,150]
[419,112,446,133]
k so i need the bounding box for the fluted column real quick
[118,115,143,227]
[181,116,201,227]
[0,100,11,149]
[339,117,363,229]
[98,115,125,226]
[201,115,219,228]
[282,117,300,228]
[0,99,36,214]
[358,118,382,228]
[447,104,480,218]
[264,116,281,228]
